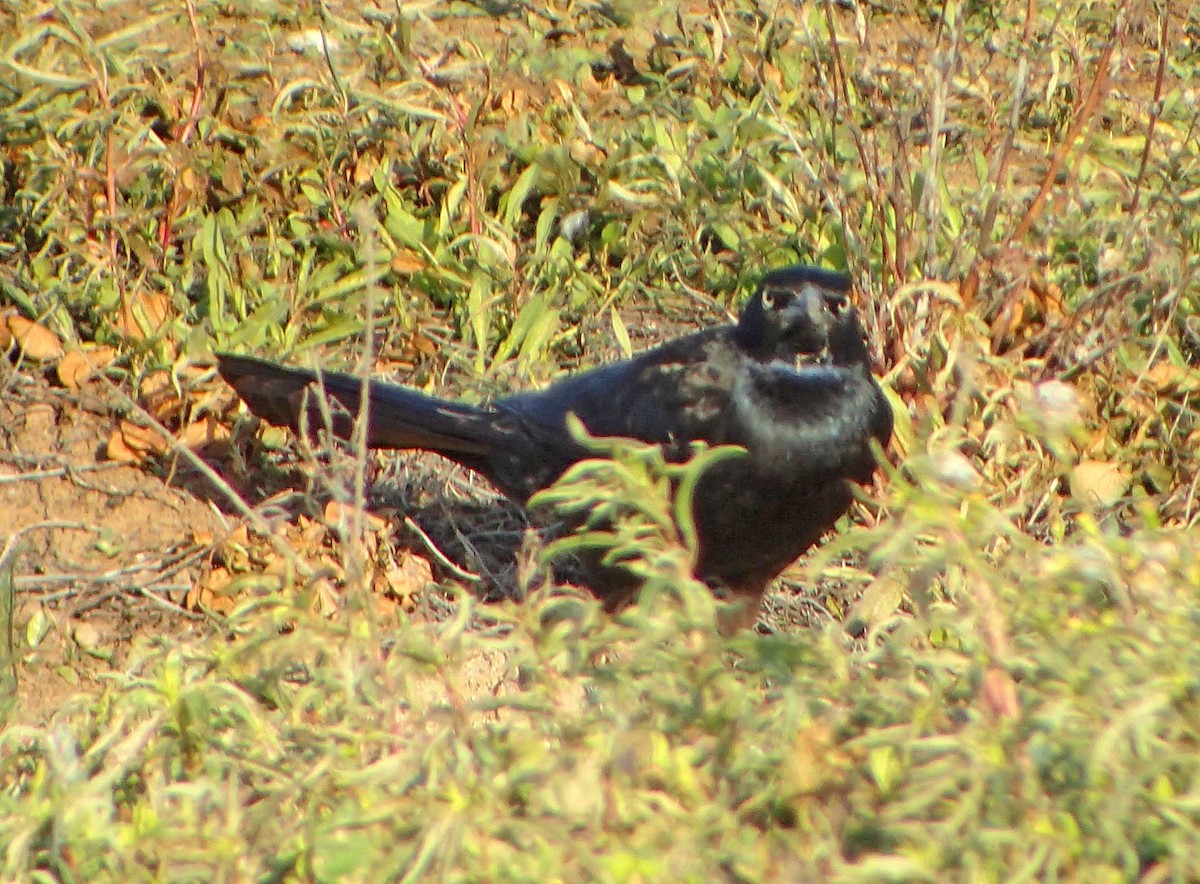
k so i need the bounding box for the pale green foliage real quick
[3,0,1200,880]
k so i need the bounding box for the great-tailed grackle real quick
[218,265,892,621]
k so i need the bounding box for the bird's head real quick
[736,265,869,368]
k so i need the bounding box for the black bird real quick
[217,265,892,622]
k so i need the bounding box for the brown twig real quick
[157,0,206,261]
[964,1,1129,338]
[404,516,481,583]
[961,1,1036,308]
[821,0,899,288]
[84,57,127,303]
[1127,4,1170,220]
[0,459,124,485]
[1010,7,1127,243]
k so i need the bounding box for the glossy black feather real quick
[218,265,892,610]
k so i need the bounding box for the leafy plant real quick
[2,0,1199,879]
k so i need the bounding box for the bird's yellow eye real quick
[762,290,775,309]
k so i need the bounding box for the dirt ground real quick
[0,363,220,723]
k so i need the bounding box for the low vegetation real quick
[2,0,1199,879]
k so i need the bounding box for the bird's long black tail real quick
[217,353,499,466]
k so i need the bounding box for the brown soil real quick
[0,362,218,723]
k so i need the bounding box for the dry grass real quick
[2,0,1199,879]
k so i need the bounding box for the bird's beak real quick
[787,286,832,365]
[798,285,833,332]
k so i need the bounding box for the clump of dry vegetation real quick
[2,0,1199,878]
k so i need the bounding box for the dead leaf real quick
[106,420,170,463]
[353,153,378,187]
[179,414,231,449]
[1145,361,1200,395]
[848,573,906,631]
[988,273,1061,352]
[311,576,340,617]
[187,566,237,614]
[105,429,140,464]
[216,525,253,572]
[117,290,171,340]
[391,251,426,274]
[297,514,328,550]
[140,370,184,421]
[7,315,64,361]
[57,346,117,389]
[929,450,983,491]
[71,621,102,651]
[1071,460,1129,506]
[1128,559,1170,602]
[781,723,851,796]
[324,500,386,532]
[1030,379,1087,432]
[981,666,1020,720]
[568,139,606,168]
[760,61,782,92]
[380,551,433,603]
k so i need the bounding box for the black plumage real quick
[218,265,892,620]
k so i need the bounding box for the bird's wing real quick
[496,329,742,453]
